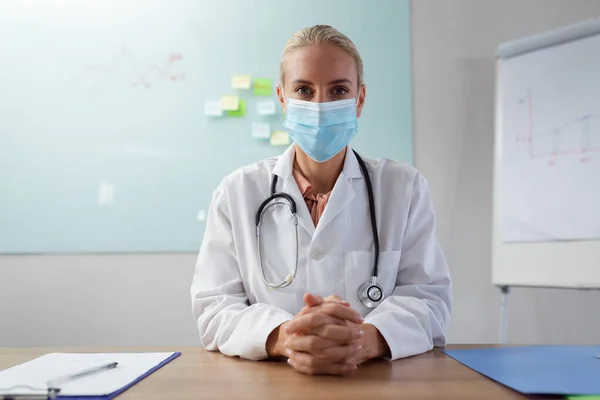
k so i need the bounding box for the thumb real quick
[303,293,324,307]
[324,294,350,307]
[324,294,344,303]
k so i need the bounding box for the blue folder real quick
[443,346,600,396]
[56,352,181,400]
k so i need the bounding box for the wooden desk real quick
[0,346,555,400]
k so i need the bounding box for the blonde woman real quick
[191,25,451,376]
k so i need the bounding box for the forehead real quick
[283,43,357,84]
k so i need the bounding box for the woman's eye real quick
[296,86,312,95]
[332,87,348,96]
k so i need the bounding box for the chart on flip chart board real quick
[499,26,600,243]
[493,19,600,288]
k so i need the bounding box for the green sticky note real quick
[253,78,272,96]
[226,99,246,117]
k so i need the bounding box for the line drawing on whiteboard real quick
[514,88,600,165]
[65,47,186,96]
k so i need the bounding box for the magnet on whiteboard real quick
[98,182,115,206]
[196,209,206,222]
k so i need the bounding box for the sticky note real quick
[226,100,246,117]
[220,95,239,111]
[231,75,251,90]
[253,78,272,96]
[252,122,271,139]
[204,100,223,116]
[270,131,290,146]
[256,100,277,115]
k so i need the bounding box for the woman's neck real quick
[294,147,347,194]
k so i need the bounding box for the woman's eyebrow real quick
[328,78,352,85]
[291,79,313,85]
[290,78,353,85]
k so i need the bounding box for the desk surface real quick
[0,345,555,400]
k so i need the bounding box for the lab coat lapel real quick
[313,148,363,239]
[272,145,316,237]
[280,178,315,237]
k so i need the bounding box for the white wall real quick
[2,0,600,347]
[412,0,600,344]
[0,254,198,346]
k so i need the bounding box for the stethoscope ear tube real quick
[255,176,297,227]
[255,193,299,289]
[352,150,380,281]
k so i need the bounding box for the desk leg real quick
[499,286,510,344]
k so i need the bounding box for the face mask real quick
[282,97,358,163]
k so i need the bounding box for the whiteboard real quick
[493,19,600,288]
[0,0,413,254]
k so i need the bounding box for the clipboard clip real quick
[0,361,118,400]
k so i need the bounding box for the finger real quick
[346,349,368,366]
[296,293,350,315]
[286,334,339,353]
[303,293,324,307]
[308,324,365,342]
[317,342,362,362]
[324,294,350,306]
[286,313,346,334]
[297,305,351,320]
[313,302,363,324]
[287,351,357,376]
[325,294,343,302]
[288,336,362,361]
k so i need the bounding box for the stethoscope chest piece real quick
[357,279,384,309]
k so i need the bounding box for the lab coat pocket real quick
[344,251,402,315]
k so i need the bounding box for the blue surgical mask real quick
[283,98,358,163]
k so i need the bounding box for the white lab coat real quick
[191,145,451,361]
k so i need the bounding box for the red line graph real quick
[527,88,534,158]
[517,88,600,164]
[70,47,185,94]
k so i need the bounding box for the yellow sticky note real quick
[231,75,251,90]
[253,78,272,96]
[226,100,246,117]
[270,131,290,146]
[220,95,239,111]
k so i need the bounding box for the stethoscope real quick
[255,150,384,309]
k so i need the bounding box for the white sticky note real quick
[270,131,290,146]
[98,182,115,206]
[196,209,206,222]
[204,100,223,116]
[256,100,277,115]
[231,75,251,90]
[252,122,271,139]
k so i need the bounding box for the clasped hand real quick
[269,293,369,376]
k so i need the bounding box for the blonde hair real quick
[280,25,364,88]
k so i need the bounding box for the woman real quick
[191,25,451,376]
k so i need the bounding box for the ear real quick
[276,84,287,114]
[356,84,366,118]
